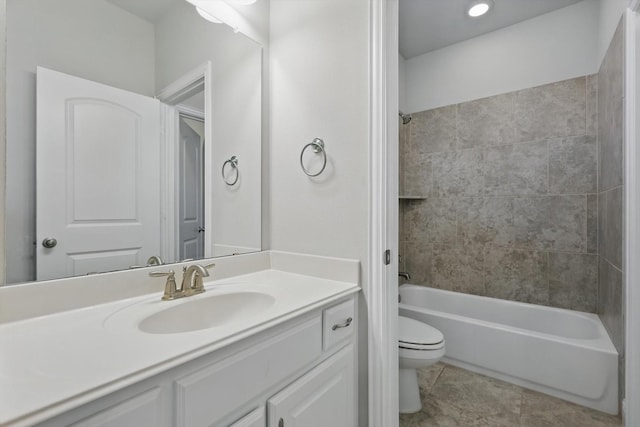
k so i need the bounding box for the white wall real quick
[269,1,369,424]
[186,0,272,251]
[155,0,263,256]
[5,0,155,284]
[404,0,600,113]
[598,0,627,66]
[399,54,407,113]
[270,0,368,260]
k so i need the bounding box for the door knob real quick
[197,227,205,233]
[42,238,58,248]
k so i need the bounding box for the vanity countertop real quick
[0,252,360,427]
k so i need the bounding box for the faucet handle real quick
[191,264,215,294]
[150,270,182,301]
[149,270,173,277]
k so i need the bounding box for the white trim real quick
[385,0,400,421]
[157,64,208,105]
[369,0,399,426]
[625,8,639,427]
[175,104,204,120]
[160,104,177,264]
[0,0,6,286]
[159,104,205,264]
[158,62,214,259]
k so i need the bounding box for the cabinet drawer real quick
[175,316,322,427]
[322,298,355,351]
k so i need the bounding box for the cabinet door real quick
[68,388,163,427]
[230,407,265,427]
[267,345,355,427]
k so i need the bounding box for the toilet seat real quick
[400,341,444,351]
[399,316,444,350]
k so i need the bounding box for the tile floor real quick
[399,363,621,427]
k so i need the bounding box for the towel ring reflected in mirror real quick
[300,138,327,177]
[222,156,239,186]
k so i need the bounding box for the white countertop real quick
[0,265,359,427]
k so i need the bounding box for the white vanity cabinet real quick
[267,344,355,427]
[35,296,357,427]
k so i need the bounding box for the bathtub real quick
[399,284,619,415]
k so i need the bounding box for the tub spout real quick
[399,272,411,281]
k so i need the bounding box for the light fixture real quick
[467,0,493,18]
[196,6,222,23]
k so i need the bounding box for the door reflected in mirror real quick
[5,0,262,284]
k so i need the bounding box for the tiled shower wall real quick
[597,17,625,403]
[399,75,599,312]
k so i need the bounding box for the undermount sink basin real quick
[139,291,276,334]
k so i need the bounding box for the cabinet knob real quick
[279,418,284,427]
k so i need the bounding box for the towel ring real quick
[222,156,239,186]
[300,138,327,177]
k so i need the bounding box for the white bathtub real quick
[399,284,619,415]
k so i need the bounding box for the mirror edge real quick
[1,0,6,286]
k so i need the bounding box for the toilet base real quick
[399,368,422,414]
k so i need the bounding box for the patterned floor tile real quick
[399,364,622,427]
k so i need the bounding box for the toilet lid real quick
[399,316,444,346]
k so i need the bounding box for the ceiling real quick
[106,0,181,23]
[399,0,584,59]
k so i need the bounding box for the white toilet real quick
[398,315,445,413]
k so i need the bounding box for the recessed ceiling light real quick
[467,1,493,18]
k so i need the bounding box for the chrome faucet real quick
[399,272,411,281]
[181,264,213,296]
[150,263,215,300]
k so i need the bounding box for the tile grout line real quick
[547,138,550,195]
[433,364,446,388]
[518,387,525,426]
[595,71,601,318]
[586,194,589,257]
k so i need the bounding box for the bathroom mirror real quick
[4,0,263,285]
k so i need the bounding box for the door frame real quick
[158,62,213,262]
[369,0,399,426]
[176,111,205,261]
[0,0,6,285]
[625,3,640,425]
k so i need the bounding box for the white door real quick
[178,116,204,260]
[267,345,355,427]
[36,67,161,281]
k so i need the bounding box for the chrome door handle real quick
[332,317,353,330]
[42,238,57,248]
[197,227,205,233]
